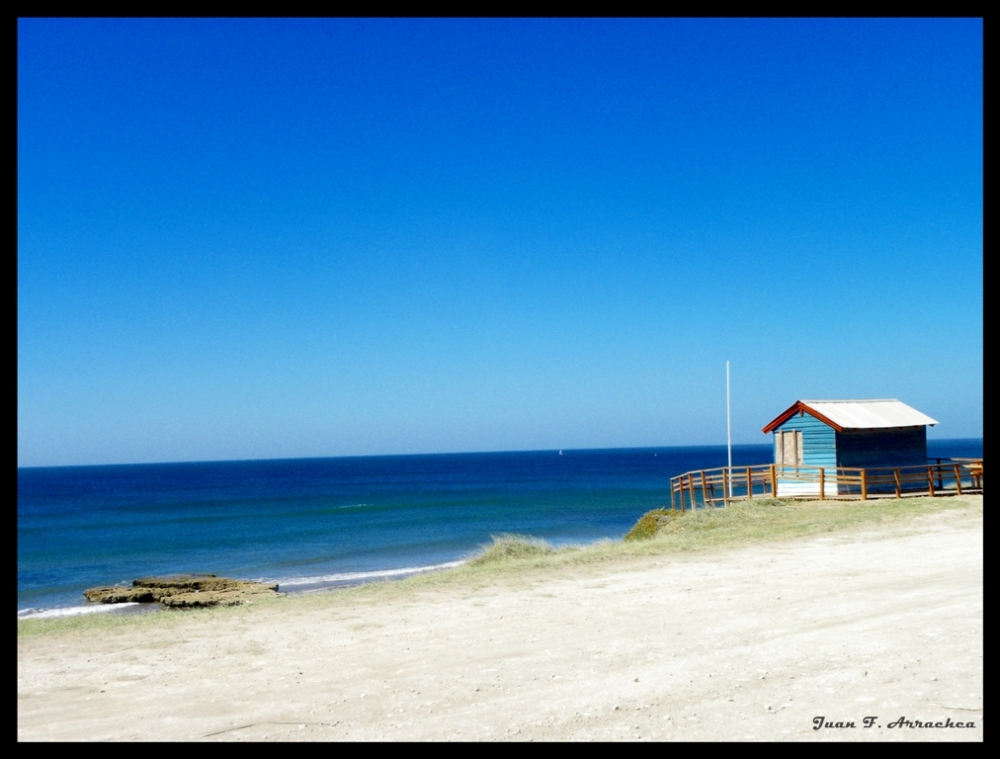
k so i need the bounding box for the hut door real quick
[776,430,803,465]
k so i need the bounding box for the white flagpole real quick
[726,361,732,499]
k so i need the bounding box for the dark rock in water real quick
[82,587,159,604]
[84,574,281,608]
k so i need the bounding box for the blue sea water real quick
[18,440,982,617]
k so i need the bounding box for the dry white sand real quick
[18,502,982,741]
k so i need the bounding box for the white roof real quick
[801,399,937,429]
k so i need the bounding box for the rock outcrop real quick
[84,574,281,608]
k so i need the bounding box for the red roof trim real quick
[761,401,845,434]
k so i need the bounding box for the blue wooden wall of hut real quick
[773,414,928,468]
[772,413,836,468]
[835,426,927,468]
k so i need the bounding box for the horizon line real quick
[16,437,984,471]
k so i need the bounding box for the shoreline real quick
[19,443,982,619]
[18,489,980,623]
[18,496,983,741]
[17,560,471,621]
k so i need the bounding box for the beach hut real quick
[761,399,938,496]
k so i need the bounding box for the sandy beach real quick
[18,500,982,741]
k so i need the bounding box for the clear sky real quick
[18,19,982,467]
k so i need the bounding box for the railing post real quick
[894,468,901,498]
[688,473,697,510]
[819,467,825,500]
[670,479,676,511]
[927,466,935,497]
[679,478,686,512]
[860,469,868,501]
[770,464,777,497]
[724,467,730,505]
[746,467,753,499]
[954,464,963,495]
[701,470,709,508]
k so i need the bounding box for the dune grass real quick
[17,604,194,638]
[467,534,555,565]
[623,508,681,541]
[18,494,981,639]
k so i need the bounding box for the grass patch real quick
[18,495,981,639]
[17,605,182,640]
[624,509,680,541]
[624,495,982,550]
[467,534,555,565]
[16,591,286,640]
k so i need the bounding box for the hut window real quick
[775,430,803,466]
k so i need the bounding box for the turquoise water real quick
[18,440,981,616]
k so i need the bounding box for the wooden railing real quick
[668,458,983,511]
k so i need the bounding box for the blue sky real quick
[18,19,982,467]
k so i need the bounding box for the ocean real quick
[18,440,982,618]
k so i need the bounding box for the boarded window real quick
[775,430,803,466]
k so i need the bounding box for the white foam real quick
[271,560,465,587]
[17,602,140,620]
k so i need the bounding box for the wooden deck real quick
[669,458,983,511]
